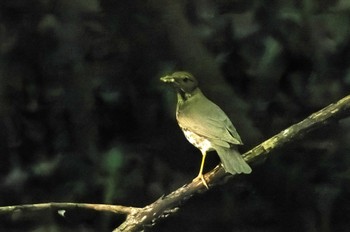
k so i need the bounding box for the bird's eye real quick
[183,77,189,82]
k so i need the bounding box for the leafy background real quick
[1,0,350,231]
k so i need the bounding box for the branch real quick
[1,94,350,231]
[0,202,140,215]
[114,94,350,231]
[243,94,350,162]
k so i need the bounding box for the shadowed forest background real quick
[1,0,350,231]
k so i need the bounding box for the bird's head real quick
[160,71,199,96]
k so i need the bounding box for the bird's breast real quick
[182,129,213,153]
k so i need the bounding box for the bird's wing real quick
[177,97,243,146]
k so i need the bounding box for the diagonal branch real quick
[0,95,350,232]
[243,94,350,162]
[114,94,350,231]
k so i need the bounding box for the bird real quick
[160,71,252,188]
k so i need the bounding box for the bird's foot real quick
[193,174,209,189]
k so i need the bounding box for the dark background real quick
[1,0,350,231]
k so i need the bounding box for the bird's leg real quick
[193,151,209,189]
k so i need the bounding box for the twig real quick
[0,202,140,215]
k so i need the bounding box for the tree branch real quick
[0,202,140,215]
[114,94,350,231]
[1,94,350,231]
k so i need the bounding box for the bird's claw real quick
[193,174,209,189]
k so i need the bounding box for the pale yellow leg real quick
[193,151,209,189]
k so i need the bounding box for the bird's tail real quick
[215,146,252,175]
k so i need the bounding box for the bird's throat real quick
[177,89,192,102]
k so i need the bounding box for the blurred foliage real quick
[0,0,350,231]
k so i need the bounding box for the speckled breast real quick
[181,128,214,153]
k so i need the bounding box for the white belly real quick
[183,129,213,153]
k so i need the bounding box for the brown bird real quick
[161,71,252,188]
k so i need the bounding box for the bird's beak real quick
[160,75,175,83]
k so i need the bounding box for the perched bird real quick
[160,71,251,188]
